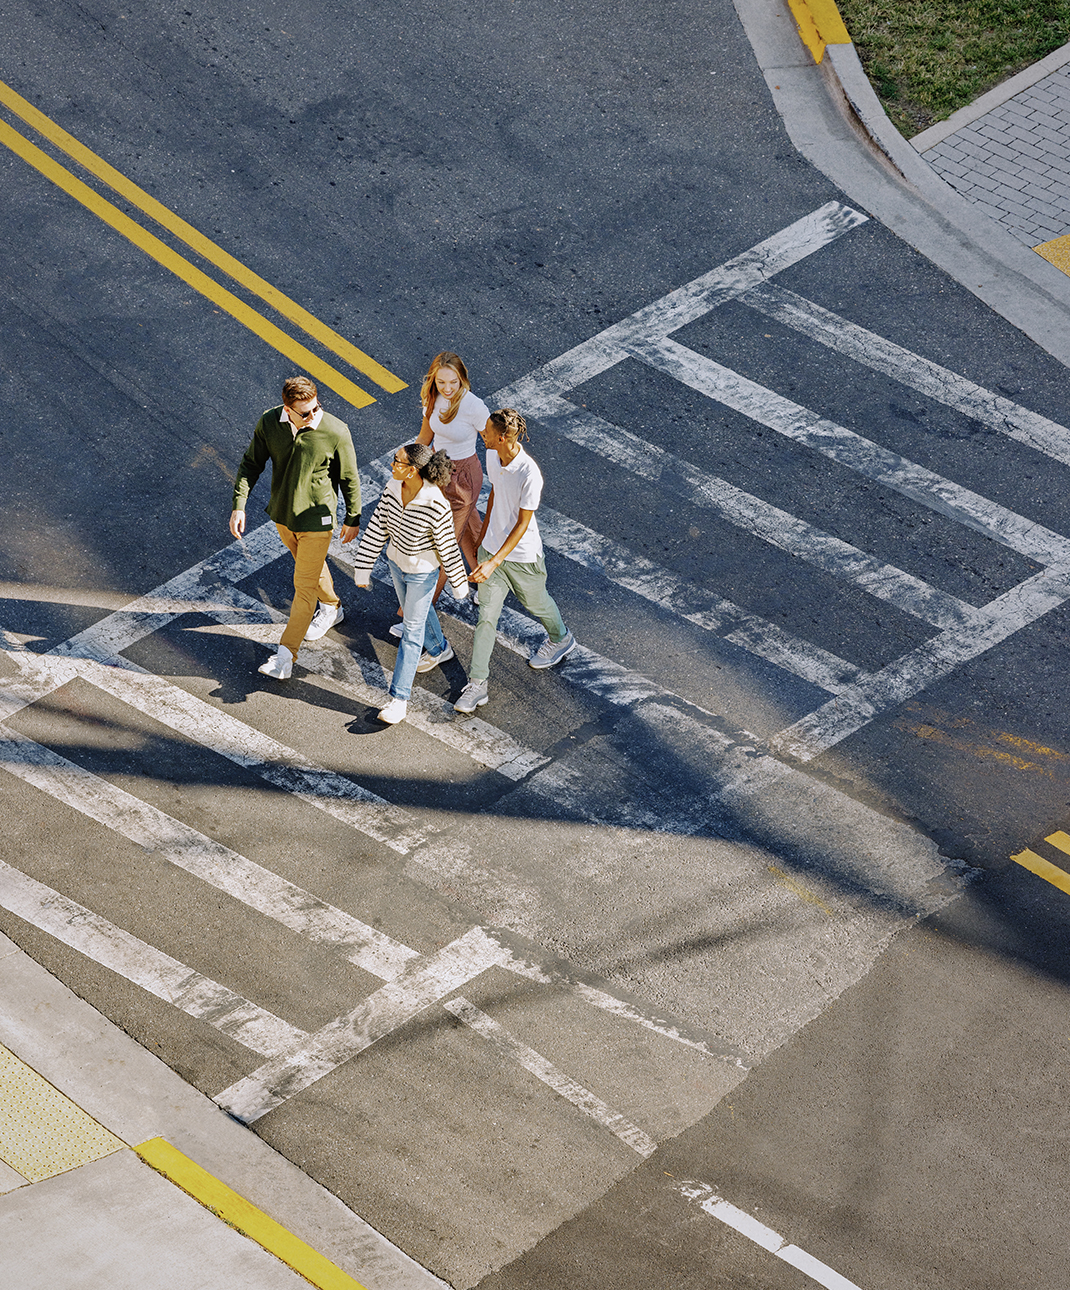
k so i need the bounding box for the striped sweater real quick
[352,478,469,598]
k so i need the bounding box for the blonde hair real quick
[420,351,470,425]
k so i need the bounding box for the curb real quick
[135,1138,370,1290]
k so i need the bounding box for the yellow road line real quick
[0,78,405,395]
[135,1138,369,1290]
[0,117,376,408]
[1011,847,1070,896]
[1045,830,1070,858]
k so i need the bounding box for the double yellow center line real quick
[0,79,405,408]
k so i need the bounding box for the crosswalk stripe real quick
[187,580,549,781]
[742,281,1070,468]
[7,650,434,855]
[526,395,983,631]
[497,202,868,404]
[771,562,1070,761]
[535,505,865,694]
[444,997,658,1157]
[216,928,513,1123]
[0,859,305,1056]
[628,333,1070,566]
[0,719,420,980]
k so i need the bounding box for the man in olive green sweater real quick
[230,376,361,680]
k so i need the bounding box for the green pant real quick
[469,547,567,680]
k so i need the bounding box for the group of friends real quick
[229,352,576,723]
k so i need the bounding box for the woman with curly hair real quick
[352,442,468,724]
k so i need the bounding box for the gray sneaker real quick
[528,631,576,669]
[453,679,489,713]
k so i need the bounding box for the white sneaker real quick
[378,697,407,724]
[415,641,455,673]
[257,645,293,680]
[453,679,488,713]
[388,622,404,639]
[305,603,344,640]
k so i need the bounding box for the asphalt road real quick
[2,1,1069,1287]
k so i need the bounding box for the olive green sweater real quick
[232,407,361,532]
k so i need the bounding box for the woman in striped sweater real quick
[352,443,469,724]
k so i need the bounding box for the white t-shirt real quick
[429,389,489,460]
[484,446,544,563]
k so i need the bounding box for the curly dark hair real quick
[400,442,453,486]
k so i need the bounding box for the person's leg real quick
[388,563,439,701]
[504,556,568,642]
[432,453,484,600]
[280,528,334,655]
[468,547,511,681]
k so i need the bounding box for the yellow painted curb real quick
[1011,847,1070,896]
[135,1138,369,1290]
[786,0,851,64]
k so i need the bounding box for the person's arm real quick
[350,494,392,587]
[333,426,362,544]
[417,400,434,446]
[430,508,470,600]
[230,420,270,539]
[469,507,533,584]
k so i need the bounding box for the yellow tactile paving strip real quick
[1034,234,1070,275]
[0,1043,124,1182]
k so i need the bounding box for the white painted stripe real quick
[0,720,419,980]
[0,860,305,1056]
[8,650,433,855]
[771,562,1070,760]
[499,954,750,1068]
[444,996,657,1157]
[496,202,868,406]
[216,927,510,1122]
[628,334,1070,566]
[678,1181,864,1290]
[51,523,284,660]
[528,397,982,631]
[535,505,865,693]
[743,281,1070,468]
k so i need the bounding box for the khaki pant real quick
[274,523,339,655]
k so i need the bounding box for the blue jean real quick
[388,560,448,701]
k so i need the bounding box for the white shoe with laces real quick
[305,603,344,640]
[377,698,407,724]
[257,645,293,680]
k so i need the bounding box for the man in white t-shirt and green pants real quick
[454,408,576,714]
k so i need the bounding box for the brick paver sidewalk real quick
[912,39,1070,271]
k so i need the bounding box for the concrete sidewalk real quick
[0,932,446,1290]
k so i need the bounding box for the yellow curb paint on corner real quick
[0,117,375,409]
[786,0,851,64]
[0,78,406,395]
[1034,234,1070,276]
[135,1138,369,1290]
[1011,847,1070,896]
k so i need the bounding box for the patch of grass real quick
[835,1,1070,136]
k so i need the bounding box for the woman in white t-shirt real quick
[415,351,489,600]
